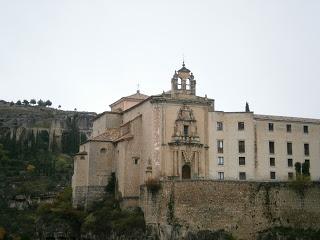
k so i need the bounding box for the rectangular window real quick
[133,157,139,165]
[287,159,293,167]
[218,156,224,165]
[288,172,294,180]
[217,122,223,131]
[270,171,276,179]
[239,157,246,166]
[268,123,274,131]
[217,140,224,153]
[303,125,309,134]
[287,142,292,155]
[238,122,244,131]
[269,141,275,154]
[184,125,189,136]
[238,140,245,153]
[218,172,224,180]
[304,143,309,156]
[270,157,275,167]
[286,124,292,133]
[239,172,246,180]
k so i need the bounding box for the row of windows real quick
[217,156,310,168]
[217,121,245,131]
[268,122,309,133]
[217,121,310,133]
[217,171,294,180]
[217,140,310,156]
[268,141,309,156]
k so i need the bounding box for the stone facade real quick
[72,62,320,208]
[141,180,320,240]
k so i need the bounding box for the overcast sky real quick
[0,0,319,118]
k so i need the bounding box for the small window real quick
[303,125,308,134]
[269,141,275,154]
[270,157,275,167]
[304,143,309,156]
[239,157,246,166]
[286,124,292,133]
[288,172,294,180]
[287,142,292,155]
[80,156,85,160]
[217,122,223,131]
[133,157,139,165]
[217,140,224,153]
[100,148,106,154]
[270,171,276,179]
[218,172,224,180]
[238,122,245,131]
[238,140,245,153]
[268,123,274,131]
[184,125,189,136]
[287,159,293,167]
[218,156,224,165]
[239,172,246,180]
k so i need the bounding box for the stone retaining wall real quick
[141,180,320,240]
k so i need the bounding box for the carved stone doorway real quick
[182,164,191,179]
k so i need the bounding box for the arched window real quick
[80,156,85,160]
[100,148,106,154]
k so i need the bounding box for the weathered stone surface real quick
[141,180,320,240]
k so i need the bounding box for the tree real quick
[23,99,29,105]
[295,162,302,176]
[245,102,250,112]
[302,162,310,177]
[16,100,22,105]
[45,100,52,107]
[30,99,36,105]
[58,105,61,109]
[62,115,80,154]
[10,101,14,106]
[37,99,45,106]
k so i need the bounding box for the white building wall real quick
[209,112,255,180]
[255,119,320,181]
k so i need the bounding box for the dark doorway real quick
[182,164,191,179]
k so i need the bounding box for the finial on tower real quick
[182,53,186,67]
[137,83,140,94]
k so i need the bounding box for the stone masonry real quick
[141,180,320,240]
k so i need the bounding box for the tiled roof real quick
[125,91,149,100]
[91,128,120,142]
[114,133,134,142]
[110,91,149,107]
[254,114,320,124]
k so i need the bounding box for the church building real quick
[72,63,320,208]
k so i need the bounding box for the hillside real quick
[0,100,97,239]
[0,100,96,154]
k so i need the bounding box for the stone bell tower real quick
[171,62,196,97]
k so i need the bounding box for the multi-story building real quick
[72,63,320,207]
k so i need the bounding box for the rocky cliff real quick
[0,100,96,152]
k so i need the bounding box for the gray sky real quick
[1,0,319,118]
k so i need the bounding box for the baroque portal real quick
[168,105,205,179]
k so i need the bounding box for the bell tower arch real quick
[171,62,196,97]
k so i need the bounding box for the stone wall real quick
[141,180,320,240]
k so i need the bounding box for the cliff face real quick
[0,100,96,152]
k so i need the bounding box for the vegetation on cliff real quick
[36,174,146,239]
